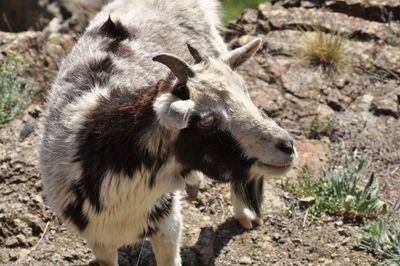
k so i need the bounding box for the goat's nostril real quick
[276,139,294,155]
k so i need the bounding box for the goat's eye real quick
[198,116,216,128]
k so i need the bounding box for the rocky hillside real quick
[0,0,399,265]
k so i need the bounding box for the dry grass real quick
[299,27,347,72]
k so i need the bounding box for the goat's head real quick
[153,39,296,181]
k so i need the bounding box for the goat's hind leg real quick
[185,171,204,201]
[89,242,118,266]
[149,194,182,266]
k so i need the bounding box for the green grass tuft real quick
[280,157,387,222]
[0,51,37,125]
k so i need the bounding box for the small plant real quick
[0,51,37,125]
[359,199,400,265]
[304,115,336,139]
[384,11,400,47]
[280,158,387,222]
[299,27,347,72]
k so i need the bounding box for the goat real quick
[39,0,296,265]
[61,0,264,231]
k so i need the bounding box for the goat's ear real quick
[187,44,204,64]
[221,38,262,69]
[154,94,194,129]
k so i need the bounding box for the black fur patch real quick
[175,117,255,183]
[139,225,158,239]
[73,80,170,212]
[87,16,136,59]
[99,16,131,41]
[148,193,173,223]
[63,56,117,93]
[171,84,190,100]
[180,168,192,178]
[232,177,264,217]
[63,183,89,231]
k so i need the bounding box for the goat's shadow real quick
[88,218,247,266]
[182,218,248,266]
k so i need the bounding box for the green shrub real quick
[223,0,266,22]
[0,51,37,125]
[359,199,400,265]
[280,158,387,222]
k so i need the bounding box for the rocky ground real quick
[0,0,399,265]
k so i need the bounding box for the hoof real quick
[254,217,263,226]
[238,216,253,229]
[186,184,199,202]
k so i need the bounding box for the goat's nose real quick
[276,138,294,155]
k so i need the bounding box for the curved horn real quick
[187,44,203,64]
[221,38,262,69]
[153,54,194,83]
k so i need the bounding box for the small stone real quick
[0,203,6,213]
[272,233,281,241]
[0,172,4,183]
[5,236,19,247]
[9,250,20,261]
[337,228,349,237]
[291,238,302,244]
[298,197,316,209]
[278,238,286,244]
[32,194,43,205]
[27,237,37,246]
[0,250,8,263]
[239,256,252,264]
[20,214,45,236]
[335,220,344,227]
[16,234,27,246]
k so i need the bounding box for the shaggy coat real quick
[39,0,296,265]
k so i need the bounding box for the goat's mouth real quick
[255,161,294,175]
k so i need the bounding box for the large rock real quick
[370,85,400,118]
[325,0,400,22]
[293,139,331,176]
[259,4,400,42]
[272,0,400,22]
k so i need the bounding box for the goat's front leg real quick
[231,178,264,229]
[149,194,182,266]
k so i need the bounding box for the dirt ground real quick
[1,0,400,265]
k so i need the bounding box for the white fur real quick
[154,94,195,130]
